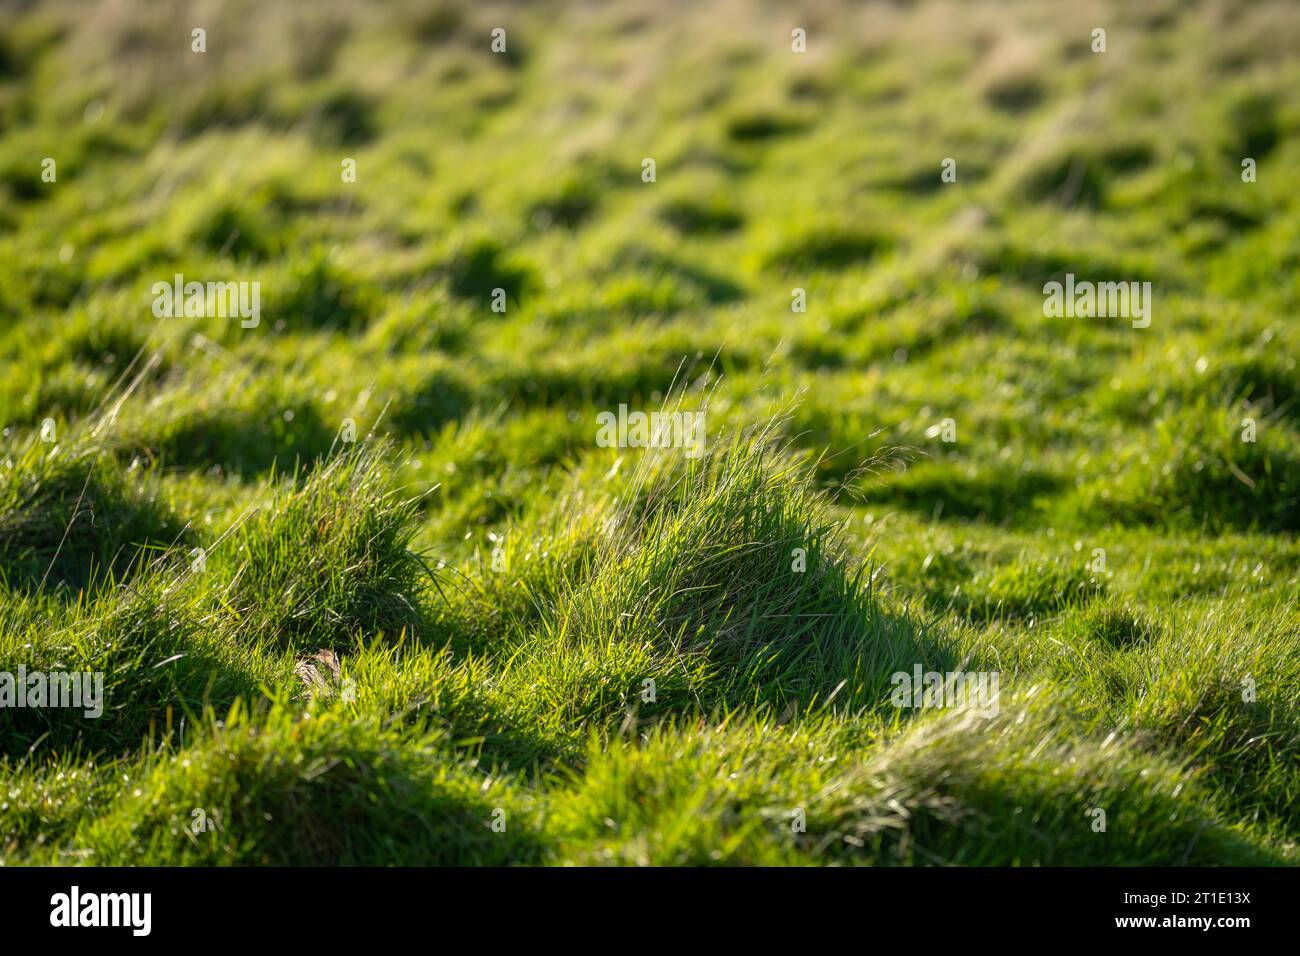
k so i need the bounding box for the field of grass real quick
[1,0,1298,866]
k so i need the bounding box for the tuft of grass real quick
[215,443,430,652]
[0,437,186,594]
[63,697,542,865]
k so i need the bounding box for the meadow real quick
[0,0,1298,865]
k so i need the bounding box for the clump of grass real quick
[190,197,284,262]
[549,691,1282,865]
[725,109,808,143]
[539,420,932,714]
[1069,399,1300,532]
[1120,595,1300,831]
[952,556,1107,624]
[1064,601,1158,650]
[64,697,542,865]
[0,437,186,594]
[388,363,477,435]
[300,86,379,147]
[269,247,381,332]
[527,178,600,230]
[983,70,1044,114]
[761,226,892,272]
[659,196,744,235]
[215,442,430,651]
[443,237,536,303]
[869,459,1063,524]
[109,372,341,480]
[0,572,271,756]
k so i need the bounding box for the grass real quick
[1,0,1298,866]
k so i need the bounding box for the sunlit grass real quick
[1,0,1298,865]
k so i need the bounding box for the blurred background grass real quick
[1,0,1297,543]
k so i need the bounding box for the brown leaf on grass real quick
[294,649,342,698]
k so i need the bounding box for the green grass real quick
[1,0,1298,866]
